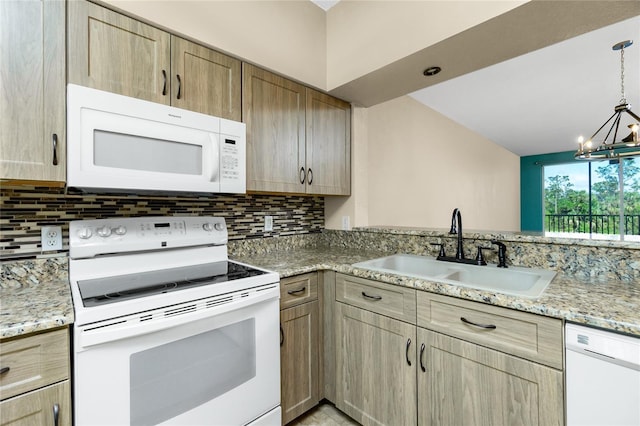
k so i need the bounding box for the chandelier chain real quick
[620,45,626,104]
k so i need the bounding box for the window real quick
[543,158,640,241]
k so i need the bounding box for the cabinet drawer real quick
[336,274,416,324]
[0,328,69,400]
[280,273,318,309]
[417,292,562,369]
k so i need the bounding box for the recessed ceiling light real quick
[423,66,442,77]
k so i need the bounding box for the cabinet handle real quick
[53,403,60,426]
[307,168,313,185]
[460,317,497,330]
[299,167,306,184]
[162,70,167,96]
[287,286,306,296]
[0,366,9,375]
[52,134,58,166]
[419,343,426,372]
[361,291,382,301]
[176,74,182,99]
[280,324,284,347]
[405,338,412,366]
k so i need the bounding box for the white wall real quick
[101,0,328,89]
[326,96,520,232]
[325,0,526,89]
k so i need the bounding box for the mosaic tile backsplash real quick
[0,185,324,259]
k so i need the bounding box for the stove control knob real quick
[214,222,225,231]
[114,226,127,236]
[97,226,112,238]
[77,227,93,239]
[202,223,214,232]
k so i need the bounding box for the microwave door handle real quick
[205,135,219,182]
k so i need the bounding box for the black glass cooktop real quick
[78,261,267,307]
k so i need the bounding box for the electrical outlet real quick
[264,215,273,232]
[342,216,350,230]
[41,226,63,251]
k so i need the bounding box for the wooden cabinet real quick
[279,273,320,424]
[68,1,241,120]
[0,0,65,182]
[417,291,563,369]
[335,302,417,426]
[68,0,170,105]
[334,275,417,426]
[171,36,241,121]
[0,328,71,426]
[243,63,351,195]
[415,292,564,426]
[305,89,351,195]
[332,273,565,426]
[243,63,306,194]
[417,328,563,426]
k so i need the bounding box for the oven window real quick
[129,319,256,426]
[94,130,202,175]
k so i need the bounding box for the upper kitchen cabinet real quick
[68,1,241,120]
[68,0,171,105]
[243,63,307,193]
[305,89,351,196]
[0,0,66,182]
[243,64,351,195]
[171,37,241,121]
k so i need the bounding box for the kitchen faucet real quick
[449,208,464,260]
[432,208,486,265]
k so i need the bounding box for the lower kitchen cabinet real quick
[417,327,564,426]
[335,302,417,426]
[280,274,321,424]
[0,381,70,426]
[0,327,71,426]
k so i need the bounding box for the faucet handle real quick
[475,246,494,266]
[430,243,446,259]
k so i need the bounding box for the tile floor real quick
[288,403,360,426]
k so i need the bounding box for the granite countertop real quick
[233,247,640,337]
[1,257,74,339]
[2,246,639,339]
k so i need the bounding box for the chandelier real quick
[575,40,640,160]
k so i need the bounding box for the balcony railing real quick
[545,214,640,235]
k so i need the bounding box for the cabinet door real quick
[281,301,320,425]
[243,63,306,193]
[417,328,563,426]
[68,0,171,104]
[0,0,65,181]
[0,381,71,426]
[336,303,416,426]
[305,89,351,195]
[171,37,241,121]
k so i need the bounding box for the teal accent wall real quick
[520,150,576,232]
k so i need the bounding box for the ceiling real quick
[310,1,639,157]
[410,15,640,157]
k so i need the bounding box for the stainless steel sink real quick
[352,254,556,298]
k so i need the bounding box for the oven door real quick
[73,289,280,426]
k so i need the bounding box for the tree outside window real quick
[544,159,640,241]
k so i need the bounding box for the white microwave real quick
[67,84,245,194]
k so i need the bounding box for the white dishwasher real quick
[566,323,640,426]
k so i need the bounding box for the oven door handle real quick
[77,289,279,349]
